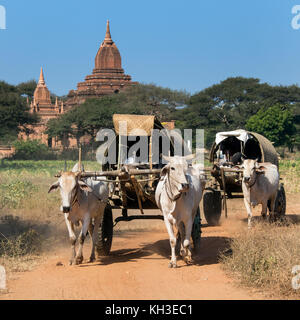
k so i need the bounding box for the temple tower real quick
[25,68,65,147]
[30,67,64,118]
[67,20,136,107]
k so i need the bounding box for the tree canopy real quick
[46,83,190,147]
[0,81,38,144]
[6,77,300,152]
[246,104,296,150]
[17,80,37,98]
[174,77,300,148]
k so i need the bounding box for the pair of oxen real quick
[48,157,278,268]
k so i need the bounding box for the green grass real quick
[279,159,300,193]
[0,160,101,176]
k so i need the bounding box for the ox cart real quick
[77,114,202,256]
[202,129,286,226]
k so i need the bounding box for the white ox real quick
[240,159,279,228]
[48,163,109,265]
[155,155,205,268]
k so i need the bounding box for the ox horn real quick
[162,154,171,163]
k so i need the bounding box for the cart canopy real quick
[113,114,165,136]
[210,129,279,167]
[215,129,250,145]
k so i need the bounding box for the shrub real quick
[0,215,42,257]
[12,140,56,160]
[0,229,41,257]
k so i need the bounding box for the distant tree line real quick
[1,78,300,154]
[174,77,300,150]
[46,83,189,149]
[47,78,300,151]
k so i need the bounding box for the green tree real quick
[175,77,300,148]
[0,81,38,144]
[17,80,37,98]
[46,84,189,145]
[246,104,296,149]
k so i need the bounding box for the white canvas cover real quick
[215,129,251,146]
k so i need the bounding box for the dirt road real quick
[2,196,299,300]
[1,230,260,300]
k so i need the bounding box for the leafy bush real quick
[12,140,56,160]
[246,104,296,148]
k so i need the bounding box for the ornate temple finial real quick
[55,97,59,112]
[61,101,64,113]
[104,20,112,42]
[38,67,45,85]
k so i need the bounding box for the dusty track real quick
[1,196,299,300]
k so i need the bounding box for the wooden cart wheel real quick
[203,188,222,226]
[96,205,113,256]
[175,207,202,255]
[192,207,202,254]
[268,183,286,220]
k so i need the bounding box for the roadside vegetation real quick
[219,155,300,299]
[0,160,164,278]
[220,221,300,298]
[0,160,100,275]
[279,158,300,194]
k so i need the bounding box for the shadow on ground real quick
[0,214,53,238]
[80,235,232,268]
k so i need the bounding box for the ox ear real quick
[256,165,266,174]
[48,181,59,193]
[160,164,170,178]
[78,180,93,192]
[254,159,260,167]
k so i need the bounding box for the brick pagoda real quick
[24,68,65,147]
[67,20,136,107]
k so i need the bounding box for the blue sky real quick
[0,0,299,96]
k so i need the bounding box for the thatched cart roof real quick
[113,114,164,136]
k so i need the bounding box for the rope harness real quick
[70,184,80,208]
[162,171,186,202]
